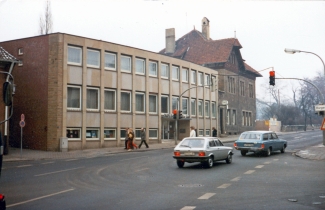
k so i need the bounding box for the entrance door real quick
[219,108,224,135]
[162,120,175,140]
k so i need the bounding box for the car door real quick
[208,139,217,158]
[272,133,282,150]
[215,139,228,160]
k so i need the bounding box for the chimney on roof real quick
[202,17,210,39]
[165,28,175,54]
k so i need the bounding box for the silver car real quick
[173,137,234,168]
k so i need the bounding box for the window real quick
[227,109,230,125]
[105,52,116,70]
[211,102,216,118]
[86,128,99,140]
[121,91,131,112]
[205,74,210,86]
[228,76,236,94]
[205,101,210,117]
[198,72,203,85]
[67,86,81,110]
[136,92,145,112]
[135,129,141,139]
[182,98,188,115]
[136,58,145,74]
[198,100,203,117]
[242,111,252,126]
[240,81,245,96]
[104,89,116,111]
[121,129,127,139]
[87,49,100,68]
[191,70,196,84]
[161,95,169,114]
[182,68,188,82]
[198,129,204,136]
[205,129,210,136]
[232,110,236,125]
[191,99,196,116]
[104,128,116,139]
[68,46,82,65]
[87,87,99,110]
[66,128,81,140]
[149,129,158,139]
[161,63,169,78]
[172,96,179,110]
[149,94,157,113]
[249,84,254,98]
[149,61,158,77]
[172,66,179,80]
[121,55,131,72]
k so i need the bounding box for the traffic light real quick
[173,109,177,119]
[178,110,183,119]
[269,71,275,86]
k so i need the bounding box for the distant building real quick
[159,17,262,135]
[1,33,218,151]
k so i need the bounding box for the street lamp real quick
[285,48,325,146]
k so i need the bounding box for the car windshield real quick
[180,139,205,148]
[239,133,261,140]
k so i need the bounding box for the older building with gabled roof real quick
[160,17,262,135]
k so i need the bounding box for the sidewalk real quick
[2,134,325,161]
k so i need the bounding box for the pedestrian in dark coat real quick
[212,127,217,137]
[124,127,129,150]
[139,128,149,149]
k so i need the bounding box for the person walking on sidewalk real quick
[190,126,196,137]
[139,128,149,149]
[212,127,217,137]
[127,128,135,151]
[124,127,129,150]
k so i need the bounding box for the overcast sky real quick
[1,0,325,102]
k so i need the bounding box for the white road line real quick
[264,161,271,164]
[6,188,74,208]
[273,159,279,161]
[65,159,78,161]
[120,156,148,161]
[198,193,216,200]
[181,206,196,210]
[42,162,54,164]
[17,165,32,168]
[255,165,264,168]
[244,170,255,174]
[135,168,149,172]
[231,176,241,182]
[34,167,84,177]
[218,183,231,189]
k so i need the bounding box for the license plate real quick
[184,152,194,156]
[244,144,254,147]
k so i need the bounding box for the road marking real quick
[231,176,241,182]
[34,167,84,177]
[264,161,271,164]
[198,193,215,199]
[255,165,264,168]
[120,156,148,161]
[17,164,32,168]
[181,206,196,210]
[244,170,255,174]
[135,168,149,172]
[218,183,231,189]
[273,159,279,161]
[6,188,74,208]
[65,159,78,161]
[42,162,54,164]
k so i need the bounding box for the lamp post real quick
[285,48,325,146]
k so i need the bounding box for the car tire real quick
[205,157,214,168]
[177,160,184,168]
[265,148,271,156]
[241,150,247,156]
[281,145,285,153]
[226,154,232,164]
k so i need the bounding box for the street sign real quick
[19,120,25,128]
[315,105,325,112]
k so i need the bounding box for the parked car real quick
[173,137,234,168]
[234,131,287,156]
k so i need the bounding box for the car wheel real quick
[265,148,271,156]
[177,160,184,168]
[241,150,247,156]
[206,157,214,168]
[226,154,232,164]
[281,145,285,153]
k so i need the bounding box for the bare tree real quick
[39,0,53,35]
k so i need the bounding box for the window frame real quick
[198,100,203,117]
[211,102,216,118]
[86,128,100,140]
[104,128,116,140]
[172,66,179,81]
[149,61,158,77]
[198,72,203,86]
[104,89,116,112]
[161,63,169,79]
[68,45,82,66]
[182,98,188,115]
[135,92,145,113]
[191,98,196,116]
[161,95,169,114]
[149,129,158,139]
[121,91,131,112]
[67,85,81,110]
[191,70,196,84]
[86,87,100,111]
[121,55,132,73]
[104,52,116,71]
[149,94,157,114]
[205,101,210,118]
[87,49,100,68]
[172,96,179,111]
[135,58,145,75]
[182,68,188,83]
[66,128,81,140]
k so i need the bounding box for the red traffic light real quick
[269,71,275,86]
[173,109,177,115]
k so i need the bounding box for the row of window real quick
[228,76,254,98]
[226,110,253,126]
[68,86,217,117]
[68,46,215,85]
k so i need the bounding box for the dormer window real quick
[229,51,236,64]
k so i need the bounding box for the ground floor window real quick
[149,129,158,139]
[104,128,116,140]
[66,128,81,140]
[86,128,99,140]
[198,129,204,136]
[205,129,210,136]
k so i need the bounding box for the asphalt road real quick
[1,131,324,210]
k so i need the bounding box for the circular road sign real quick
[19,120,25,128]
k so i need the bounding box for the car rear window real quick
[180,139,205,148]
[239,133,261,140]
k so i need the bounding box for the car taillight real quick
[234,143,237,147]
[174,151,181,156]
[198,152,205,156]
[261,144,265,149]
